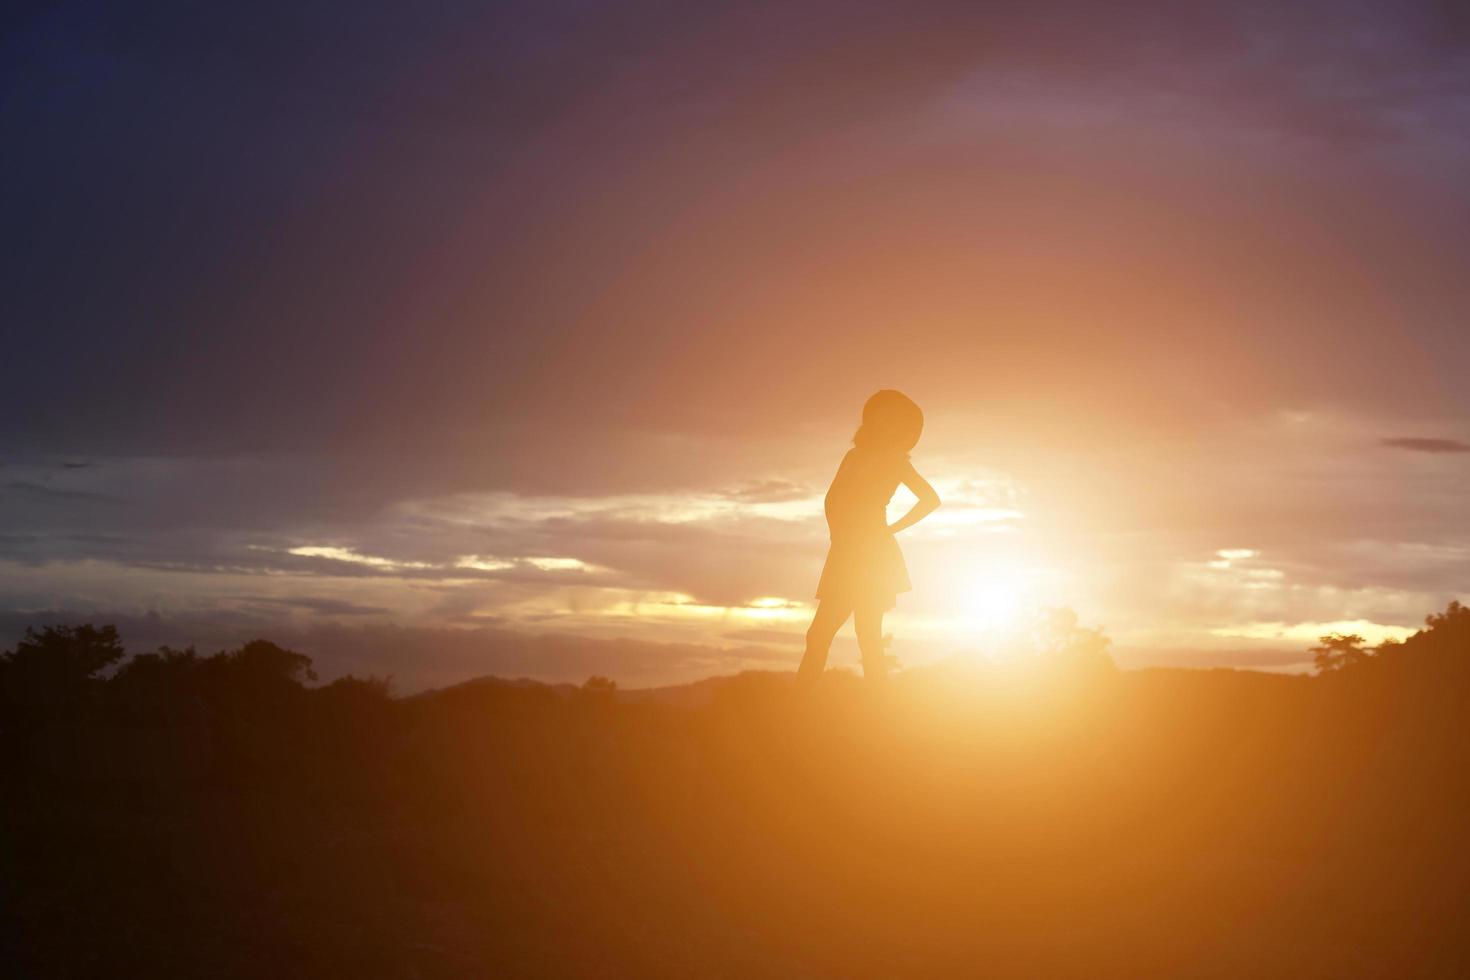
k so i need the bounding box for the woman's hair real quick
[852,389,923,454]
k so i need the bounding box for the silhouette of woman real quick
[798,390,940,685]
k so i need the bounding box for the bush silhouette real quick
[1311,633,1372,673]
[0,624,126,730]
[1312,601,1470,677]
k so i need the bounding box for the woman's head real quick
[853,389,923,454]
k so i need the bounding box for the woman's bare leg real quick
[798,600,851,685]
[854,604,888,683]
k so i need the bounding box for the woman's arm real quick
[887,460,941,535]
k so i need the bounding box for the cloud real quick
[5,404,1469,678]
[237,596,394,617]
[721,479,813,503]
[1380,437,1470,454]
[282,546,437,571]
[3,481,122,504]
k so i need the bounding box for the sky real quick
[3,0,1468,689]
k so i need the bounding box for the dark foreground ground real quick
[4,627,1470,978]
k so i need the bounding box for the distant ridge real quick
[419,669,788,707]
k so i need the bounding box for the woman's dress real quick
[815,447,911,610]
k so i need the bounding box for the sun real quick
[931,549,1053,645]
[958,571,1028,634]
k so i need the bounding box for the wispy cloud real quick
[238,596,394,617]
[720,479,812,503]
[1380,437,1470,454]
[3,481,122,504]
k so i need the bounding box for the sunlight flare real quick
[956,569,1031,635]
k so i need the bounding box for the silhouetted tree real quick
[227,638,318,685]
[1312,633,1372,674]
[0,624,127,726]
[1030,606,1115,674]
[1310,604,1470,677]
[579,674,618,705]
[109,645,207,725]
[317,673,393,701]
[1371,600,1470,676]
[1420,599,1470,651]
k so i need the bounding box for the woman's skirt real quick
[815,531,911,610]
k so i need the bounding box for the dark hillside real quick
[4,614,1469,977]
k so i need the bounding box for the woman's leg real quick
[853,604,889,683]
[798,600,851,685]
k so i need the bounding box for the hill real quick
[3,610,1469,977]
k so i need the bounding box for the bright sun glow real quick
[957,570,1029,634]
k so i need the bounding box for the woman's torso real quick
[824,448,903,540]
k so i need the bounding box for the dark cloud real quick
[236,596,393,617]
[1380,437,1470,453]
[3,481,122,504]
